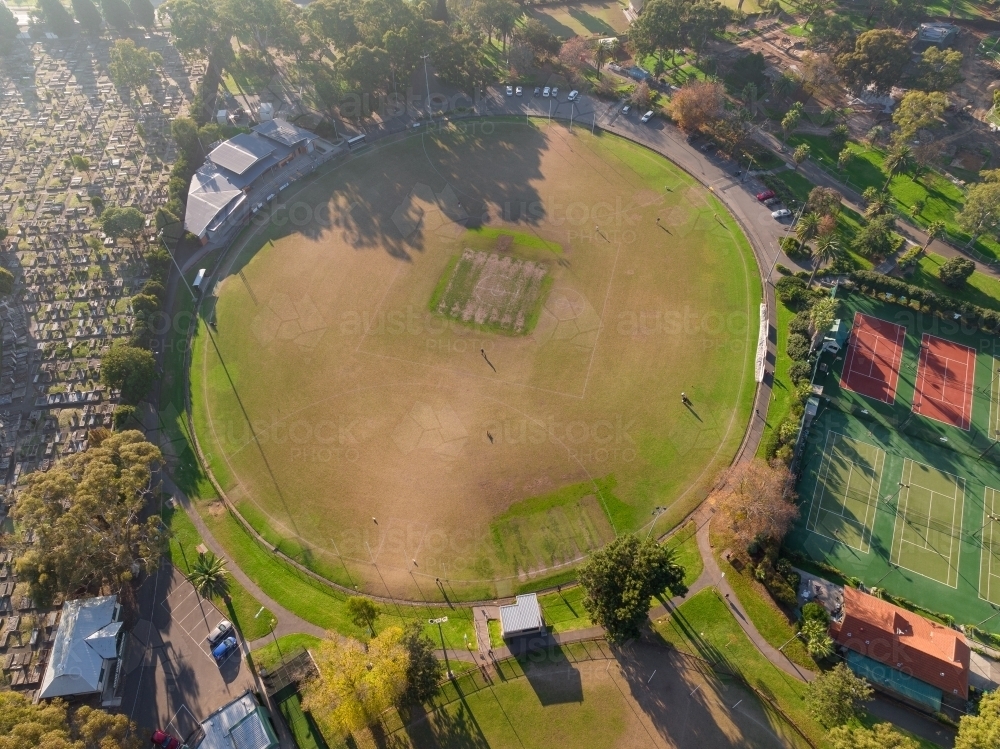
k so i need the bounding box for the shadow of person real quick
[684,401,703,422]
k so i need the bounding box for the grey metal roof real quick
[184,165,245,238]
[194,691,278,749]
[254,118,316,149]
[208,132,275,175]
[39,596,120,699]
[499,593,544,636]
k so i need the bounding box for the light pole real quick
[256,606,281,658]
[421,53,431,121]
[429,616,452,678]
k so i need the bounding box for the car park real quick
[551,87,559,97]
[151,730,183,749]
[755,190,776,201]
[211,636,238,665]
[206,619,233,646]
[700,142,717,152]
[771,209,792,219]
[763,197,779,206]
[568,90,579,101]
[516,86,523,96]
[506,85,513,96]
[542,86,550,97]
[621,105,631,114]
[534,87,540,96]
[640,110,654,123]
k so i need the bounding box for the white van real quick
[641,110,654,123]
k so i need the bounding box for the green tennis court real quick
[890,460,965,588]
[979,487,1000,605]
[805,433,885,553]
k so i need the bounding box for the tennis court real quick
[978,487,1000,606]
[912,334,976,431]
[890,460,966,588]
[839,313,905,404]
[805,432,885,553]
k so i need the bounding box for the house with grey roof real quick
[499,593,545,639]
[193,690,279,749]
[915,22,959,50]
[184,119,318,245]
[39,595,124,702]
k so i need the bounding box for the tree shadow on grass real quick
[567,8,616,35]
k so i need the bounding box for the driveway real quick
[120,564,257,743]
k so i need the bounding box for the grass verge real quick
[906,252,1000,313]
[249,633,322,672]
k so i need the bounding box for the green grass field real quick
[526,1,630,39]
[906,252,1000,314]
[787,290,1000,632]
[189,118,760,601]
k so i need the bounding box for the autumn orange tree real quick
[668,80,724,133]
[712,458,798,551]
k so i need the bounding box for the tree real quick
[807,186,842,218]
[800,618,834,658]
[100,0,132,33]
[108,40,162,102]
[36,0,75,37]
[956,687,1000,749]
[346,596,379,636]
[809,234,841,285]
[628,0,684,67]
[917,47,962,92]
[781,102,803,144]
[100,344,156,403]
[72,0,103,34]
[806,663,874,726]
[558,36,593,79]
[129,0,155,28]
[187,551,229,598]
[810,296,839,336]
[801,52,840,100]
[0,267,14,296]
[806,12,856,53]
[630,80,652,109]
[836,29,909,95]
[956,180,1000,247]
[513,18,559,56]
[113,404,136,428]
[795,213,820,252]
[713,459,797,549]
[863,190,893,220]
[13,431,164,607]
[828,722,918,749]
[682,0,731,64]
[853,213,897,258]
[579,534,687,643]
[401,622,443,705]
[882,144,914,190]
[100,204,146,243]
[0,692,142,749]
[837,147,854,171]
[892,90,947,144]
[938,256,975,288]
[668,80,724,133]
[793,143,811,169]
[303,627,409,737]
[0,1,18,52]
[924,219,945,249]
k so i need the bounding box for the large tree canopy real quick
[579,534,687,643]
[956,687,1000,749]
[13,431,165,607]
[100,344,157,403]
[836,29,909,95]
[0,692,142,749]
[108,40,162,100]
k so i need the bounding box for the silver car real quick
[206,619,233,646]
[771,209,792,219]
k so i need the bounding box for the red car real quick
[151,730,181,749]
[756,190,776,201]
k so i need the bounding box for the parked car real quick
[534,87,541,96]
[640,110,654,123]
[763,197,780,206]
[151,730,181,749]
[700,142,717,152]
[551,87,559,97]
[568,90,579,101]
[621,105,631,114]
[212,636,238,665]
[771,209,792,219]
[506,85,513,96]
[756,190,776,201]
[542,86,551,97]
[515,86,523,96]
[206,619,233,646]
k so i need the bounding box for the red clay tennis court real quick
[840,313,906,404]
[912,334,976,430]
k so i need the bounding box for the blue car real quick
[212,636,238,664]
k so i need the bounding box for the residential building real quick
[38,595,124,702]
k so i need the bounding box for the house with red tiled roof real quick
[830,587,970,711]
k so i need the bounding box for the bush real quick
[789,360,813,384]
[786,333,811,361]
[802,601,830,625]
[788,311,811,337]
[782,235,811,260]
[776,264,793,276]
[775,275,810,308]
[938,256,975,288]
[113,404,136,428]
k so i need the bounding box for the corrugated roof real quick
[39,596,120,699]
[831,587,969,698]
[254,118,316,149]
[499,594,544,636]
[184,165,246,238]
[208,133,275,175]
[194,692,278,749]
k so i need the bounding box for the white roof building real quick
[499,593,545,638]
[194,690,279,749]
[39,595,124,700]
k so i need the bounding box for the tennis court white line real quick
[914,334,976,430]
[859,448,885,553]
[841,314,905,404]
[807,431,836,531]
[980,487,1000,605]
[807,432,883,553]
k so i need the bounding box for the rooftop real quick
[499,593,544,636]
[207,133,276,176]
[832,587,969,698]
[39,595,121,699]
[194,690,279,749]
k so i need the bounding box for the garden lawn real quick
[249,633,322,671]
[906,252,1000,313]
[161,502,274,641]
[666,520,703,587]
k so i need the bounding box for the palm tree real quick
[882,145,914,191]
[809,233,841,285]
[924,220,945,249]
[864,192,893,220]
[594,42,609,72]
[795,212,820,252]
[188,552,229,599]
